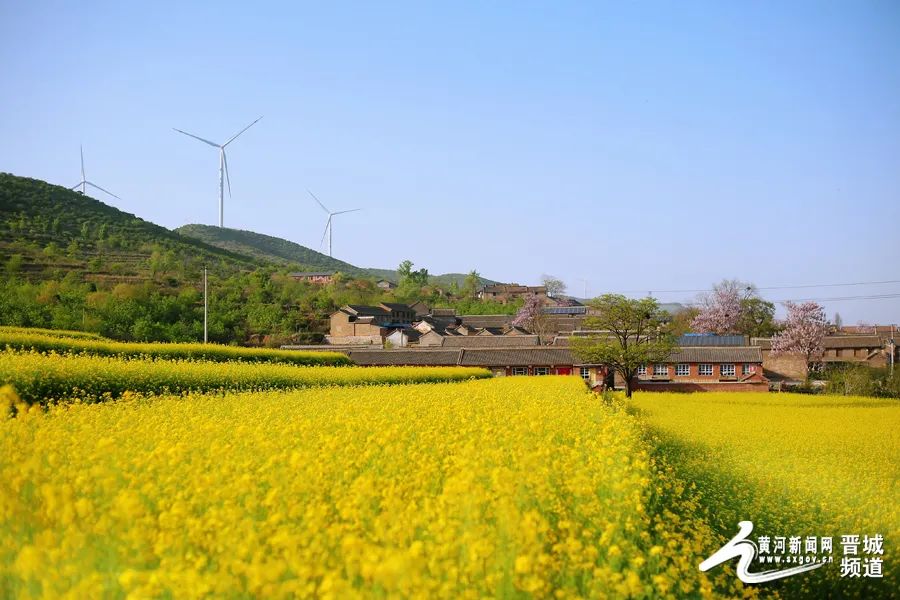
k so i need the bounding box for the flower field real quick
[630,391,899,598]
[1,377,745,599]
[0,350,490,404]
[0,325,106,340]
[2,347,897,599]
[0,329,349,366]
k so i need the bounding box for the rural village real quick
[285,274,900,393]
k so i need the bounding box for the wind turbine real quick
[173,116,262,228]
[308,190,360,257]
[70,146,120,200]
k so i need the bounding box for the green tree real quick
[462,270,481,299]
[570,294,676,397]
[737,297,779,338]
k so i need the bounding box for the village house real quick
[630,345,768,392]
[343,347,608,388]
[754,334,898,380]
[327,303,416,345]
[288,271,335,284]
[477,283,547,304]
[376,279,397,290]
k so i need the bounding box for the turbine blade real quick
[332,208,361,215]
[320,216,331,246]
[173,128,220,148]
[223,115,263,147]
[86,182,121,200]
[70,181,84,190]
[80,145,85,179]
[307,189,330,214]
[223,150,232,197]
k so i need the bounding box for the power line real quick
[682,293,900,306]
[610,279,900,295]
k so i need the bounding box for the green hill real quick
[176,224,499,287]
[175,224,370,276]
[0,173,256,283]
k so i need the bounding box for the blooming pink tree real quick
[512,293,549,342]
[691,280,746,335]
[770,301,827,372]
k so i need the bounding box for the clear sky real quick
[1,1,898,323]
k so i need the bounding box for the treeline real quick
[0,264,517,345]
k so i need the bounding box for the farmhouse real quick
[288,271,335,284]
[477,283,547,304]
[327,303,416,345]
[754,334,899,380]
[631,346,767,392]
[344,347,608,387]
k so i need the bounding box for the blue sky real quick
[1,1,898,323]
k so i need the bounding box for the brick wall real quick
[634,381,769,393]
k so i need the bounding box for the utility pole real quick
[203,267,208,344]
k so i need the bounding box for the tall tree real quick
[691,279,749,335]
[462,270,481,299]
[570,295,676,398]
[771,301,827,374]
[833,312,843,330]
[541,274,566,298]
[737,297,778,338]
[511,293,550,342]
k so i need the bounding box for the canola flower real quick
[0,377,744,599]
[0,325,105,340]
[0,349,490,405]
[631,391,899,598]
[0,328,349,366]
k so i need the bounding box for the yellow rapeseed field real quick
[1,377,743,599]
[0,350,490,404]
[0,329,349,366]
[631,391,899,598]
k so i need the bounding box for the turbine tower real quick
[308,190,360,258]
[173,116,262,227]
[70,146,120,200]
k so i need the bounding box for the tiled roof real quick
[380,302,413,312]
[458,348,580,367]
[678,334,749,347]
[542,306,588,315]
[458,315,515,328]
[669,347,762,363]
[753,336,886,350]
[441,335,540,348]
[288,272,334,277]
[431,308,458,317]
[823,335,884,349]
[345,305,389,317]
[347,350,462,366]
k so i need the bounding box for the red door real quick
[556,367,571,376]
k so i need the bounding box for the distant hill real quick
[175,224,370,276]
[0,173,256,282]
[177,224,499,287]
[0,172,498,289]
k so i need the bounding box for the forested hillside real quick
[0,174,515,343]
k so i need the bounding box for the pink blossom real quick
[771,301,827,367]
[691,280,745,334]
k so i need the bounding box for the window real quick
[742,364,756,375]
[534,367,550,376]
[580,367,590,382]
[699,364,713,376]
[676,363,690,376]
[720,364,736,377]
[653,364,669,376]
[637,365,647,375]
[511,367,528,376]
